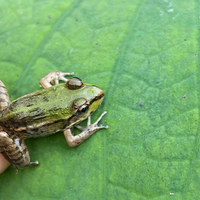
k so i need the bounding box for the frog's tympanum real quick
[0,71,108,173]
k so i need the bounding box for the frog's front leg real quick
[64,111,108,147]
[0,132,39,174]
[40,71,74,89]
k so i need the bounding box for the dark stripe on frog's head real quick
[90,92,104,105]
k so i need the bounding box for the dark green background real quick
[0,0,199,199]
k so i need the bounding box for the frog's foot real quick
[12,164,19,174]
[64,111,108,147]
[0,132,39,174]
[75,111,108,131]
[12,161,39,174]
[29,161,39,166]
[40,71,74,89]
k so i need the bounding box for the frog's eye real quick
[66,77,83,90]
[72,98,90,116]
[79,104,89,114]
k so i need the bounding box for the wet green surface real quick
[0,0,200,199]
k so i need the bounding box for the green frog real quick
[0,71,108,173]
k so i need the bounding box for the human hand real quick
[0,154,10,174]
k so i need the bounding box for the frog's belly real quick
[1,110,80,139]
[8,118,71,139]
[25,119,69,137]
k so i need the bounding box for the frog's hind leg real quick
[0,80,11,111]
[0,132,39,174]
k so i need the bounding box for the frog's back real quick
[0,84,73,135]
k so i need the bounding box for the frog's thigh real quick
[0,80,10,111]
[0,132,38,172]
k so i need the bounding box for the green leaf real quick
[0,0,199,199]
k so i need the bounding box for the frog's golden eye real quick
[72,98,89,116]
[66,77,83,90]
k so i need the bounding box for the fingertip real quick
[0,154,10,174]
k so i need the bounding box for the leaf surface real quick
[0,0,199,199]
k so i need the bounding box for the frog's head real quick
[66,77,104,125]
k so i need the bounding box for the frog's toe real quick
[29,161,39,166]
[12,164,18,174]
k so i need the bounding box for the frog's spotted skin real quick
[0,71,108,174]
